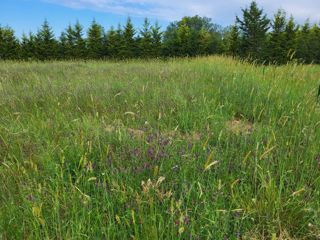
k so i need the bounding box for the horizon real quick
[1,0,320,38]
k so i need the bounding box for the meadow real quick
[0,56,319,239]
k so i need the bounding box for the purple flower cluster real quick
[127,132,173,174]
[145,132,171,161]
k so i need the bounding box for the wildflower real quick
[26,194,35,202]
[147,146,156,160]
[183,216,190,225]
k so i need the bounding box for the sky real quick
[0,0,320,37]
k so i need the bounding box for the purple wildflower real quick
[147,146,156,160]
[26,194,35,202]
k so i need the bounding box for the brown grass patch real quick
[127,128,145,140]
[226,119,253,135]
[243,230,296,240]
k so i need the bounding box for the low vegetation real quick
[0,56,320,239]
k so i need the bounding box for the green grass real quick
[0,56,319,239]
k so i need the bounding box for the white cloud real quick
[44,0,320,24]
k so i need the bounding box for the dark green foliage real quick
[162,23,180,56]
[105,26,122,59]
[20,33,37,60]
[87,20,104,59]
[61,22,87,59]
[64,25,74,58]
[236,1,270,61]
[268,10,287,64]
[296,21,311,63]
[58,32,68,59]
[284,16,298,61]
[120,18,136,59]
[151,22,162,58]
[0,26,20,60]
[35,20,58,60]
[1,1,320,63]
[225,25,241,56]
[308,24,320,64]
[294,21,320,64]
[72,22,87,59]
[139,18,153,58]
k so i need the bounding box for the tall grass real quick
[0,56,319,239]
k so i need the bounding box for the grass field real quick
[0,56,320,239]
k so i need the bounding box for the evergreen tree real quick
[73,21,87,59]
[151,21,163,57]
[284,16,297,61]
[3,5,320,63]
[139,18,153,58]
[20,32,37,60]
[58,31,68,59]
[0,26,20,60]
[163,22,180,57]
[120,18,136,58]
[64,24,75,59]
[296,21,311,63]
[35,20,58,60]
[308,24,320,63]
[87,20,104,59]
[20,33,30,60]
[63,22,87,59]
[105,26,121,59]
[225,25,241,56]
[268,9,287,64]
[236,1,270,61]
[101,31,108,58]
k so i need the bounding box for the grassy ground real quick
[0,56,319,239]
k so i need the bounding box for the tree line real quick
[1,1,320,64]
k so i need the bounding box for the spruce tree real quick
[64,22,87,59]
[236,1,270,61]
[58,31,68,59]
[121,18,136,58]
[73,21,87,59]
[64,25,75,59]
[35,20,58,60]
[296,21,311,63]
[105,26,120,59]
[20,32,37,60]
[20,33,30,60]
[101,31,109,58]
[225,25,241,56]
[0,26,20,60]
[268,9,287,64]
[139,18,153,58]
[151,21,162,57]
[87,20,104,59]
[284,16,297,61]
[308,24,320,63]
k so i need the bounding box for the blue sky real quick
[1,0,320,38]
